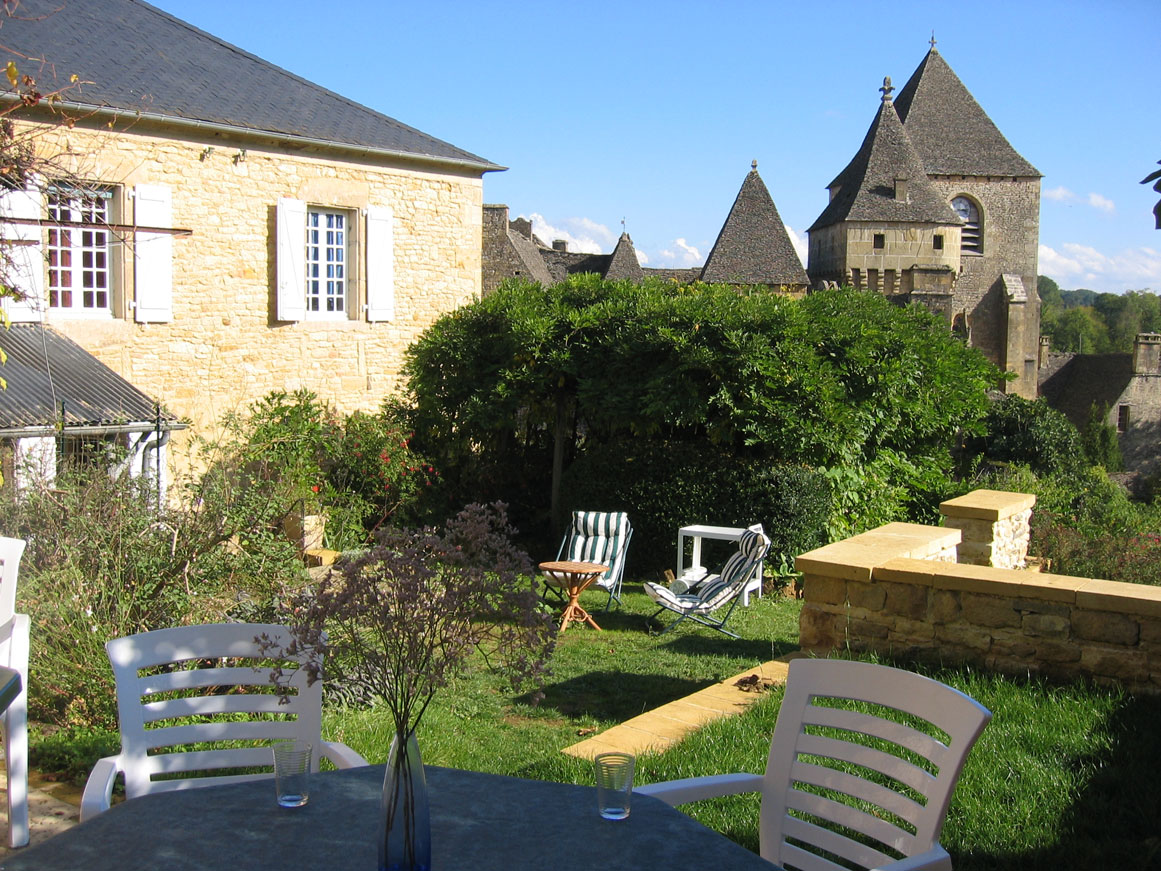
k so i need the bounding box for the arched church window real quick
[952,196,982,254]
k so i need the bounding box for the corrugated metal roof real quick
[0,324,181,432]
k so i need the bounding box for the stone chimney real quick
[1132,332,1161,375]
[483,204,509,235]
[552,239,568,252]
[510,217,533,240]
[894,176,909,202]
[1039,335,1051,369]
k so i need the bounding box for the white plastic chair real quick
[80,622,368,821]
[0,536,29,848]
[637,658,991,871]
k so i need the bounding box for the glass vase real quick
[378,730,431,871]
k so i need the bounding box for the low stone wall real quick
[795,493,1161,694]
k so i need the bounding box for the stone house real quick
[0,0,500,461]
[1039,333,1161,478]
[483,164,808,294]
[808,46,1042,399]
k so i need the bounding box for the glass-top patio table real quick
[1,765,778,870]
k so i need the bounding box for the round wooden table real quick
[539,559,608,631]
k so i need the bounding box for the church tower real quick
[808,44,1042,398]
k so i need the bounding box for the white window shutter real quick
[276,197,307,322]
[133,184,173,323]
[0,183,45,323]
[365,205,394,322]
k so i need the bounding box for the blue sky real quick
[152,0,1161,294]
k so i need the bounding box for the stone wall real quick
[796,491,1161,694]
[15,120,484,443]
[940,489,1033,569]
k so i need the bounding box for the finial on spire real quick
[751,159,758,171]
[621,217,626,234]
[880,76,894,102]
[930,30,937,49]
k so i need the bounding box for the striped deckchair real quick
[544,511,633,611]
[643,524,770,638]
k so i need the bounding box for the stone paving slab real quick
[562,655,797,760]
[0,771,81,858]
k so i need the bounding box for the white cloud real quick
[785,224,808,267]
[1044,186,1075,202]
[1039,242,1161,292]
[656,238,702,267]
[1087,192,1115,213]
[522,213,612,254]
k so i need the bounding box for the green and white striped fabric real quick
[562,511,631,591]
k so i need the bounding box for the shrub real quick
[5,459,305,729]
[968,396,1083,477]
[230,391,437,551]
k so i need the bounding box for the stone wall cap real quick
[796,523,960,581]
[1076,578,1161,619]
[939,489,1036,521]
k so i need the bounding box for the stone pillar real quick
[940,489,1035,569]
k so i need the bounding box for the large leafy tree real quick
[403,277,999,537]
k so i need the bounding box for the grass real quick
[324,583,1161,871]
[31,582,1161,869]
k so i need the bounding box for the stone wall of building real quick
[796,491,1161,694]
[927,176,1041,398]
[19,122,484,441]
[836,222,960,295]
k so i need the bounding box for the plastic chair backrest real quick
[563,511,631,591]
[0,537,26,626]
[759,658,992,870]
[107,622,326,800]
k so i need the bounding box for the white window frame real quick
[46,185,115,318]
[276,198,394,324]
[304,206,351,320]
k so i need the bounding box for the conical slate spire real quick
[701,163,808,286]
[809,84,960,232]
[893,48,1039,177]
[604,232,643,282]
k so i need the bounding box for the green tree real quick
[404,278,999,540]
[970,395,1084,477]
[1049,306,1109,353]
[1080,403,1123,471]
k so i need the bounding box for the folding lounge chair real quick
[0,536,29,848]
[643,524,769,638]
[80,622,368,821]
[638,658,992,871]
[544,511,632,611]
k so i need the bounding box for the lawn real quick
[325,583,1161,871]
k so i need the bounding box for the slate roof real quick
[0,0,500,172]
[810,92,960,231]
[894,49,1038,178]
[0,324,182,432]
[700,167,808,287]
[506,230,555,287]
[605,233,644,282]
[1039,352,1134,430]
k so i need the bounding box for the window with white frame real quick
[276,198,394,324]
[46,186,114,314]
[305,207,349,317]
